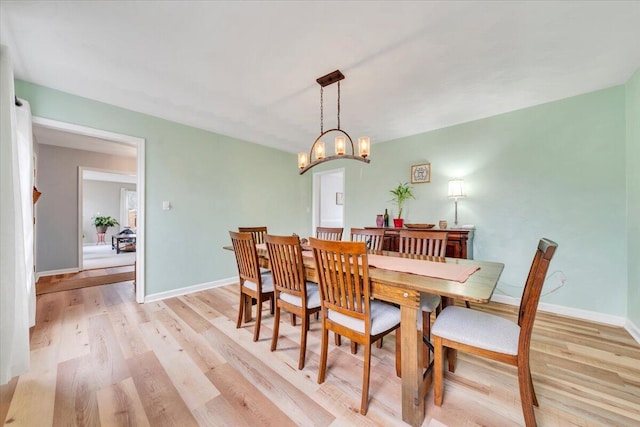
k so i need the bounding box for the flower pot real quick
[96,225,108,233]
[393,218,404,228]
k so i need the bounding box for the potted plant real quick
[389,182,415,228]
[91,215,119,233]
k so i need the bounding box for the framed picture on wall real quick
[411,163,431,184]
[336,192,344,205]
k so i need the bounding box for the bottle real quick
[383,209,389,227]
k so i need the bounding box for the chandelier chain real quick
[320,86,324,134]
[337,81,341,129]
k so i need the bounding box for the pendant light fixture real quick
[298,70,371,174]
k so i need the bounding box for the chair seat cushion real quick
[244,272,274,293]
[328,300,400,335]
[279,282,321,309]
[420,293,441,313]
[432,306,520,355]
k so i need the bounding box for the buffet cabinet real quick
[364,227,474,259]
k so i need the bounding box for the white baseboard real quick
[625,319,640,344]
[490,294,627,327]
[36,267,80,281]
[144,276,237,303]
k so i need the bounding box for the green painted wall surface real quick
[337,87,627,316]
[626,69,640,327]
[16,81,311,295]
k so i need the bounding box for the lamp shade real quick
[448,179,466,199]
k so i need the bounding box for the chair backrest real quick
[517,238,558,348]
[316,227,344,241]
[350,228,385,251]
[310,238,371,329]
[398,230,448,256]
[265,234,307,299]
[238,226,268,244]
[229,231,262,285]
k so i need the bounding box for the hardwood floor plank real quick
[57,304,90,363]
[107,302,151,359]
[87,313,131,389]
[52,356,100,427]
[126,351,198,427]
[139,320,220,410]
[96,377,151,427]
[204,363,297,427]
[192,394,256,427]
[163,297,213,333]
[0,377,18,425]
[203,320,335,427]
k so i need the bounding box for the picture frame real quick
[411,163,431,184]
[335,192,344,205]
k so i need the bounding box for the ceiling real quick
[2,1,639,155]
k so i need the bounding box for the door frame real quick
[32,117,146,303]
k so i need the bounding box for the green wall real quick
[328,86,628,316]
[626,69,640,328]
[16,81,311,295]
[18,78,634,320]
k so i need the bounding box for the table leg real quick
[400,305,425,427]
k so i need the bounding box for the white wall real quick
[83,180,136,244]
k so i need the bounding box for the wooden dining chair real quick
[310,238,400,415]
[229,231,274,342]
[432,238,557,427]
[316,226,343,241]
[350,228,385,251]
[238,226,268,244]
[398,229,449,365]
[265,234,321,370]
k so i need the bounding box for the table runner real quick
[367,254,479,283]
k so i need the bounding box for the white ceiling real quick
[2,1,639,155]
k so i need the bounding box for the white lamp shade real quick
[335,136,346,155]
[298,152,308,169]
[314,141,325,160]
[358,137,370,158]
[448,179,466,199]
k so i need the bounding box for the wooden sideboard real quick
[364,227,474,259]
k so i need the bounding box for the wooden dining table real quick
[225,244,504,427]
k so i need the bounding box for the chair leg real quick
[299,313,308,370]
[376,337,383,348]
[291,312,297,326]
[351,341,358,354]
[271,305,281,352]
[334,333,341,346]
[422,310,431,368]
[434,336,444,406]
[529,367,539,407]
[517,356,537,427]
[447,348,457,373]
[270,295,275,314]
[236,292,245,329]
[395,328,401,377]
[318,325,329,384]
[253,299,262,342]
[360,342,372,415]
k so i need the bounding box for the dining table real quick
[225,243,504,427]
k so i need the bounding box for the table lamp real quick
[448,178,466,226]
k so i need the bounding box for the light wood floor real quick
[2,281,639,426]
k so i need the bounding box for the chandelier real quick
[297,70,371,174]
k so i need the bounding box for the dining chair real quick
[265,234,321,370]
[350,227,385,251]
[229,231,274,342]
[315,226,343,241]
[310,237,401,415]
[238,226,268,244]
[398,229,449,366]
[432,238,557,427]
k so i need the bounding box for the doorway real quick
[312,168,345,235]
[32,117,146,303]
